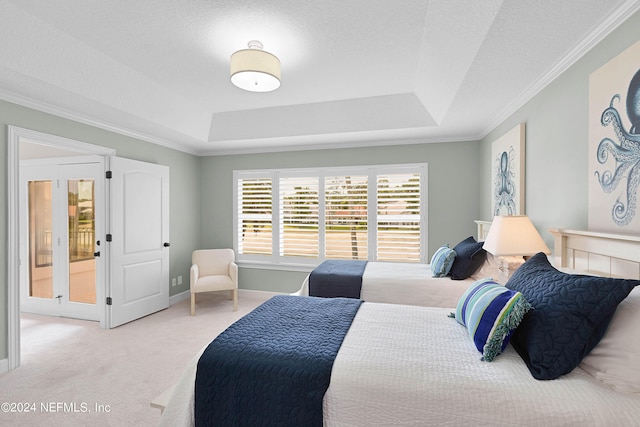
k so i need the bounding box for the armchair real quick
[190,249,238,315]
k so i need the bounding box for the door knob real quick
[163,242,170,247]
[94,251,101,257]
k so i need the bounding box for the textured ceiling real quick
[1,0,638,155]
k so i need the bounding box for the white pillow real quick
[580,286,640,393]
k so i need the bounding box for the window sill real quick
[237,260,316,273]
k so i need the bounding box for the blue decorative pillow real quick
[449,236,487,280]
[430,245,456,277]
[453,278,531,361]
[505,253,639,380]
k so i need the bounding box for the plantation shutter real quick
[376,172,421,262]
[237,177,273,255]
[234,164,426,266]
[324,175,368,260]
[279,176,319,258]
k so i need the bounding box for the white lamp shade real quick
[230,48,281,92]
[482,215,550,256]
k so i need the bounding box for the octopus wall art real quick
[493,147,517,215]
[594,68,640,227]
[491,123,525,216]
[589,38,640,233]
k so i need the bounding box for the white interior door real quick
[109,156,170,328]
[20,159,104,321]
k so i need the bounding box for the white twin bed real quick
[159,227,640,426]
[293,220,493,308]
[294,261,479,309]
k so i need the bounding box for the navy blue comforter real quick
[309,260,368,298]
[194,295,363,427]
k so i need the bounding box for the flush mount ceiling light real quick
[230,40,281,92]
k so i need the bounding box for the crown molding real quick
[0,88,201,156]
[481,0,640,140]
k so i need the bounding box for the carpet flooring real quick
[0,291,271,426]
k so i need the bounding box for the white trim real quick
[6,125,116,372]
[169,290,190,305]
[480,0,640,139]
[238,289,281,299]
[237,260,316,273]
[7,127,20,371]
[0,358,8,376]
[168,288,281,307]
[0,89,200,156]
[11,127,116,156]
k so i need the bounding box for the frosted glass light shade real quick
[230,43,281,92]
[483,215,550,256]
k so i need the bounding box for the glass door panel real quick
[68,179,96,304]
[28,180,54,299]
[21,160,103,321]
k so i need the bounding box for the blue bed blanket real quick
[194,295,363,427]
[308,260,368,298]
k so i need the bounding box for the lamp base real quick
[497,256,526,284]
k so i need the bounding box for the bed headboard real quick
[548,228,640,280]
[475,220,492,241]
[475,220,639,280]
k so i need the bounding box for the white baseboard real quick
[0,358,8,376]
[169,290,190,305]
[238,289,281,299]
[169,289,280,307]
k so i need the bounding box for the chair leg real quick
[232,289,238,311]
[191,293,195,316]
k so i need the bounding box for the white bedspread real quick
[160,303,640,427]
[294,262,475,308]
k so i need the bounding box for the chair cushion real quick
[193,275,236,292]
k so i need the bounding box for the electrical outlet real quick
[171,278,176,287]
[177,275,183,285]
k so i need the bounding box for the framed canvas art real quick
[589,39,640,233]
[491,123,525,216]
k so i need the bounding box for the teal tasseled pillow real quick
[430,245,456,277]
[451,278,532,361]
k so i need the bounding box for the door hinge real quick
[106,234,112,242]
[106,297,112,305]
[106,170,112,179]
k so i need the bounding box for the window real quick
[234,164,427,269]
[237,176,272,256]
[325,174,368,260]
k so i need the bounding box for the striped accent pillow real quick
[430,245,456,277]
[453,278,532,361]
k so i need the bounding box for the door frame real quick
[7,126,116,371]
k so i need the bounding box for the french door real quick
[20,159,104,321]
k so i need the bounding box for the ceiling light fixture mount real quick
[230,40,281,92]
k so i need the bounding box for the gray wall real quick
[480,9,640,251]
[0,100,202,361]
[200,140,482,293]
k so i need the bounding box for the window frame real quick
[233,163,428,271]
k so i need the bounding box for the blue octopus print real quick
[595,68,640,226]
[494,146,516,215]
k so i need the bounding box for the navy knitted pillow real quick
[505,253,638,380]
[449,236,486,280]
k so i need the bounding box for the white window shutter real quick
[376,172,421,262]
